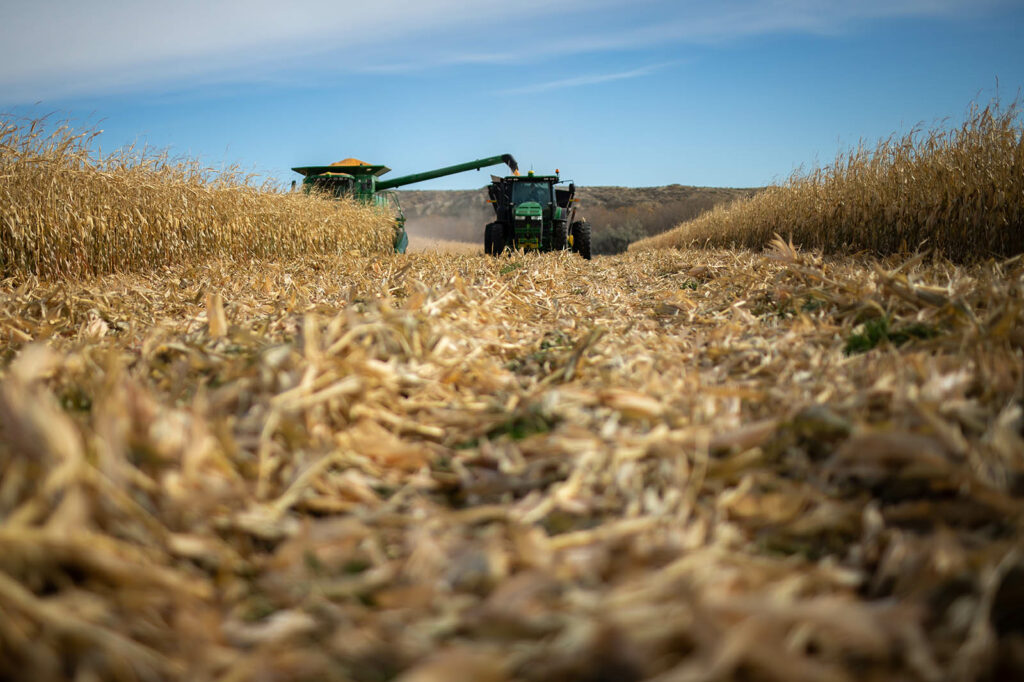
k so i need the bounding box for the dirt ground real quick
[405,233,482,254]
[0,245,1022,681]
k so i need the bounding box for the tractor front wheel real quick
[570,221,592,260]
[553,221,567,251]
[485,222,505,256]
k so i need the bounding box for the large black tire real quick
[552,221,568,251]
[571,221,592,260]
[502,223,515,252]
[485,222,505,256]
[484,222,495,255]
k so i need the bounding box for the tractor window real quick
[512,182,552,205]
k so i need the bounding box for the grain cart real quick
[484,171,591,260]
[293,154,519,253]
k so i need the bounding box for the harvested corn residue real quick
[0,244,1022,681]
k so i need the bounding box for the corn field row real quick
[0,119,394,280]
[634,100,1024,260]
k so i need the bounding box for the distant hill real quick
[398,184,761,254]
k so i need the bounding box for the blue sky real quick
[2,0,1022,189]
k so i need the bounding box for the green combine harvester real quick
[485,170,591,259]
[292,154,519,253]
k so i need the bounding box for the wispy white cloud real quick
[0,0,610,103]
[497,62,677,95]
[388,0,998,71]
[0,0,1001,105]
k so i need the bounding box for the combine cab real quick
[485,171,591,260]
[293,154,518,253]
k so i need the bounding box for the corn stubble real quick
[634,100,1024,260]
[0,118,393,280]
[1,240,1022,681]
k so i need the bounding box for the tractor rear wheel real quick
[485,222,503,256]
[571,221,592,260]
[553,221,567,251]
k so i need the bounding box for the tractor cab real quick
[512,179,555,206]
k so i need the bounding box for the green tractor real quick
[484,170,591,260]
[293,154,519,253]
